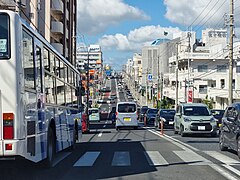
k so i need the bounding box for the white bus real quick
[0,10,82,167]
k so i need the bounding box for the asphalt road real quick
[1,78,240,180]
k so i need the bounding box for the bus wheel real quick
[70,125,77,150]
[45,127,55,168]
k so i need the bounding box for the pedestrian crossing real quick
[73,150,240,167]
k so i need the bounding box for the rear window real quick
[118,104,136,113]
[160,110,176,116]
[148,109,158,114]
[184,106,210,116]
[0,13,10,59]
[90,109,99,113]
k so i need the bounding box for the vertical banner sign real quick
[188,89,193,103]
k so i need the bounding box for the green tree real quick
[202,95,214,109]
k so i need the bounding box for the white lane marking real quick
[144,151,169,166]
[98,132,103,137]
[174,151,211,166]
[209,164,239,180]
[74,152,100,167]
[148,129,196,151]
[222,164,240,178]
[52,152,71,167]
[147,129,240,180]
[112,152,130,166]
[204,151,240,165]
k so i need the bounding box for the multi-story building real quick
[0,0,77,64]
[165,29,240,109]
[76,44,103,73]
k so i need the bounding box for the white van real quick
[89,108,100,122]
[116,102,138,130]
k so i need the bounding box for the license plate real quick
[124,117,131,121]
[169,121,174,125]
[198,126,205,130]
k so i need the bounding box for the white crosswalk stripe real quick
[112,151,130,166]
[174,150,211,166]
[74,152,100,167]
[204,151,240,165]
[144,151,169,166]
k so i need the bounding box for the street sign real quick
[188,89,193,103]
[148,74,152,81]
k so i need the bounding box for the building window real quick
[232,79,235,90]
[199,85,207,94]
[208,80,216,88]
[198,65,208,72]
[217,65,227,72]
[236,66,240,73]
[220,79,225,89]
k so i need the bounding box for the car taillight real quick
[115,112,118,117]
[3,113,14,139]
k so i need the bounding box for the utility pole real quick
[157,56,160,108]
[175,43,179,109]
[229,0,234,104]
[146,68,148,106]
[86,48,90,131]
[15,0,20,14]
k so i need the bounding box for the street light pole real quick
[86,48,90,131]
[229,0,234,104]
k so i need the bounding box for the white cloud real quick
[163,0,238,28]
[98,25,182,52]
[77,0,150,35]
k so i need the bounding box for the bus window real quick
[0,13,10,59]
[22,30,35,89]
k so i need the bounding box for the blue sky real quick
[76,0,238,70]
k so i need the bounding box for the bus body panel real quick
[0,10,82,163]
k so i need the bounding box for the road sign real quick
[148,74,152,81]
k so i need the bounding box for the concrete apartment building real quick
[76,44,103,73]
[0,0,77,64]
[166,29,240,109]
[127,28,240,109]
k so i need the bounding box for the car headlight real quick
[183,117,191,122]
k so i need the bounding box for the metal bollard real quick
[144,116,147,127]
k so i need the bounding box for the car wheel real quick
[219,132,228,151]
[237,137,240,159]
[180,125,185,137]
[174,126,178,134]
[211,132,217,137]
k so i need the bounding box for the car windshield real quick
[184,106,210,116]
[141,108,148,114]
[148,109,158,114]
[160,110,176,117]
[118,104,136,113]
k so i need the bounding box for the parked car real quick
[174,103,217,137]
[219,103,240,159]
[146,108,158,125]
[155,109,176,129]
[115,102,138,130]
[139,106,148,122]
[89,108,100,122]
[211,109,225,128]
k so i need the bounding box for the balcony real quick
[51,0,64,15]
[51,21,63,35]
[52,43,63,54]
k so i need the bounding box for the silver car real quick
[115,102,138,130]
[174,103,217,137]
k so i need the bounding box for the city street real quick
[1,121,240,180]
